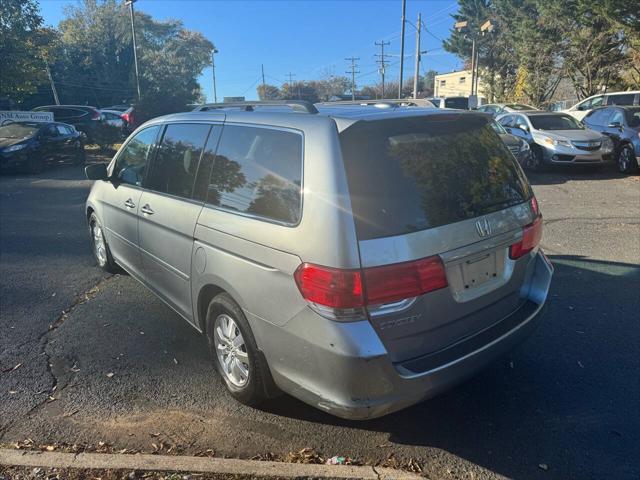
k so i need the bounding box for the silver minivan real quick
[85,101,553,420]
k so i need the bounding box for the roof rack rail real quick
[193,100,318,114]
[317,99,435,108]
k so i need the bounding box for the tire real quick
[26,153,43,174]
[205,293,275,406]
[617,144,637,174]
[89,213,119,273]
[73,143,86,165]
[527,145,546,172]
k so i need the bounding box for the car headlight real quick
[4,144,27,153]
[601,136,614,152]
[519,140,530,152]
[542,136,571,147]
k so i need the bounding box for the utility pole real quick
[125,0,141,101]
[345,57,360,101]
[287,72,300,99]
[469,38,476,96]
[398,0,406,98]
[374,40,390,98]
[261,64,266,99]
[211,46,219,103]
[45,63,60,105]
[412,13,422,99]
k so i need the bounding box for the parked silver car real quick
[496,111,614,170]
[476,103,538,117]
[84,100,553,419]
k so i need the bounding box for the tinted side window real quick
[607,94,635,106]
[207,125,303,224]
[192,125,223,202]
[146,123,210,199]
[113,126,159,186]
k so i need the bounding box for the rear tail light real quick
[363,256,448,305]
[294,255,448,320]
[122,112,133,124]
[510,216,543,259]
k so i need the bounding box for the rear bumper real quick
[255,251,553,420]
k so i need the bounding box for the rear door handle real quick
[141,204,154,215]
[124,199,136,209]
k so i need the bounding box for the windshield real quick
[490,121,507,134]
[340,115,532,240]
[530,114,583,131]
[625,108,640,127]
[508,104,535,111]
[0,123,39,139]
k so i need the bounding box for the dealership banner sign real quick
[0,111,54,126]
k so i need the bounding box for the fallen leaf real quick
[9,390,17,394]
[63,409,79,418]
[2,362,23,373]
[173,358,178,365]
[139,331,145,335]
[539,463,549,471]
[45,445,55,451]
[106,372,114,378]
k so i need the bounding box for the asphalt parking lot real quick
[1,163,639,479]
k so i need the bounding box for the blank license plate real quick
[461,252,498,289]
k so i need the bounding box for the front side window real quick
[113,126,159,186]
[207,125,303,224]
[609,110,624,125]
[146,123,211,199]
[585,109,610,126]
[625,108,640,127]
[498,115,514,127]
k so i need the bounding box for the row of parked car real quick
[0,104,138,173]
[469,91,640,174]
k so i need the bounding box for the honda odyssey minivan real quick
[85,100,553,419]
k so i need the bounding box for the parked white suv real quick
[564,91,640,121]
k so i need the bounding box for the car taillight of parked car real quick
[294,255,448,320]
[509,197,543,259]
[121,112,131,124]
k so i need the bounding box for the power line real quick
[345,57,360,100]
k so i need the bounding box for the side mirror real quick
[85,163,108,180]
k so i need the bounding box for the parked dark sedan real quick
[583,106,640,173]
[32,105,103,142]
[0,122,85,173]
[489,120,533,169]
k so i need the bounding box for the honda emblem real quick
[475,217,492,237]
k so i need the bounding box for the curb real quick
[0,449,423,479]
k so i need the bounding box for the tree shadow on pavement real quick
[261,255,640,480]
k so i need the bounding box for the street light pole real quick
[125,0,141,101]
[211,47,219,103]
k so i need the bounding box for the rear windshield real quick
[444,97,468,109]
[508,104,535,110]
[340,115,532,240]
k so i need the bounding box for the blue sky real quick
[39,0,462,101]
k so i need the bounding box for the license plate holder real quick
[460,252,498,290]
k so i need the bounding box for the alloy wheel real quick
[92,222,107,267]
[214,313,250,387]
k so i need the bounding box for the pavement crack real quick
[29,275,116,416]
[372,465,382,480]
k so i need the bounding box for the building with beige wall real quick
[433,70,488,98]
